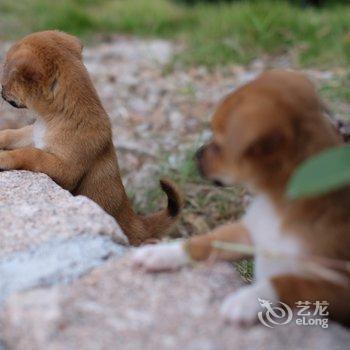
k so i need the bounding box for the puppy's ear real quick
[51,31,83,60]
[63,34,83,60]
[16,56,44,84]
[245,129,288,159]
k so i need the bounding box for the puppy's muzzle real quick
[195,145,226,187]
[1,86,26,109]
[195,146,204,160]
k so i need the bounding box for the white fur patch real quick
[33,119,47,150]
[242,195,303,281]
[131,241,190,271]
[220,280,277,325]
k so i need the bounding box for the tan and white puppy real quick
[132,70,350,327]
[0,31,182,246]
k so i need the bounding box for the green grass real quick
[236,259,254,282]
[0,0,349,68]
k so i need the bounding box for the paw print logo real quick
[258,298,293,328]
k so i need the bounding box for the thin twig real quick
[212,241,350,285]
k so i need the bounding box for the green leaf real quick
[287,145,350,199]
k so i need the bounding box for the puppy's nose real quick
[8,100,19,108]
[213,179,224,187]
[1,86,5,100]
[195,146,206,178]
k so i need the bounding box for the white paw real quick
[131,241,190,272]
[220,281,276,326]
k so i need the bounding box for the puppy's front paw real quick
[220,281,277,326]
[0,151,15,170]
[0,131,9,150]
[131,241,190,272]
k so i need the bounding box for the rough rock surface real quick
[0,171,127,258]
[0,171,127,303]
[1,258,350,350]
[0,234,125,302]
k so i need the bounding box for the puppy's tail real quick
[141,178,183,241]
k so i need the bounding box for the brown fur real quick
[190,70,350,326]
[0,31,183,245]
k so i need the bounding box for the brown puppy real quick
[133,70,350,326]
[0,31,182,246]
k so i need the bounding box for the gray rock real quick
[0,170,128,300]
[0,171,129,348]
[0,234,125,302]
[0,171,128,258]
[1,257,349,350]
